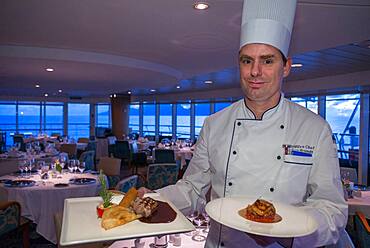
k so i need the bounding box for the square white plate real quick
[60,193,195,246]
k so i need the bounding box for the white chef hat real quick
[240,0,297,58]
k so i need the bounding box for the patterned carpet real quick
[0,223,56,248]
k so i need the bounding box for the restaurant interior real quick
[0,0,370,247]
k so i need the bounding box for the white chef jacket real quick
[157,95,348,248]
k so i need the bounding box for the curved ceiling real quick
[0,0,369,98]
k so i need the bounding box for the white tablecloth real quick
[0,172,101,244]
[347,190,370,218]
[108,232,206,248]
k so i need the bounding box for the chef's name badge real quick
[282,144,314,157]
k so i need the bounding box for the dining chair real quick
[0,201,30,248]
[113,140,131,168]
[59,143,77,159]
[79,150,95,171]
[96,138,109,160]
[340,167,358,183]
[97,156,121,189]
[154,149,176,164]
[146,163,179,190]
[13,134,26,152]
[130,142,148,174]
[77,137,89,143]
[115,174,139,193]
[354,211,370,248]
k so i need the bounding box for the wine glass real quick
[191,199,208,242]
[73,160,79,173]
[36,161,45,179]
[18,160,26,178]
[68,160,75,173]
[78,162,85,173]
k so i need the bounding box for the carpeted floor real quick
[0,223,56,248]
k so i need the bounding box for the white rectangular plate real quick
[60,193,195,246]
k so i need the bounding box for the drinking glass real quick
[191,199,208,242]
[18,160,26,178]
[68,160,75,173]
[78,162,85,173]
[74,160,79,173]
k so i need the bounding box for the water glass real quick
[78,162,85,173]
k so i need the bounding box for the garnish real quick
[98,170,113,208]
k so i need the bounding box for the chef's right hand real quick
[137,187,154,198]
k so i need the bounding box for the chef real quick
[140,0,348,247]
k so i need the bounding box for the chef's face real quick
[239,43,291,105]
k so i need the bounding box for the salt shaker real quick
[154,235,168,248]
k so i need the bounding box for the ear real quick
[283,57,292,78]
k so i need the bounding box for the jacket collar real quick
[241,93,285,120]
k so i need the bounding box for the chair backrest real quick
[340,167,358,183]
[97,156,121,176]
[146,163,179,190]
[114,140,130,159]
[354,211,370,248]
[131,142,139,153]
[115,175,139,193]
[59,143,77,159]
[0,201,21,236]
[96,138,109,160]
[79,150,95,171]
[154,149,175,163]
[77,137,89,143]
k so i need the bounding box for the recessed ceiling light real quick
[113,94,117,98]
[193,2,209,10]
[35,84,40,88]
[127,91,132,95]
[150,89,156,92]
[204,80,213,84]
[58,89,62,93]
[46,68,54,72]
[44,93,48,97]
[291,63,303,68]
[176,86,181,89]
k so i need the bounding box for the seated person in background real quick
[139,0,347,247]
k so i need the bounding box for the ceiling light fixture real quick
[58,89,62,93]
[204,80,213,84]
[46,68,54,72]
[127,91,132,95]
[291,63,303,68]
[44,93,48,97]
[150,89,156,92]
[193,2,209,10]
[113,94,117,98]
[176,86,181,89]
[35,84,40,88]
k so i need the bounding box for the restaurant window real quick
[0,101,16,147]
[195,103,210,136]
[177,103,191,138]
[43,102,64,136]
[143,103,155,136]
[68,103,90,140]
[129,104,140,134]
[96,104,111,128]
[214,102,231,113]
[326,94,360,160]
[18,102,41,137]
[290,96,318,114]
[159,104,172,136]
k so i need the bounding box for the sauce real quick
[139,201,177,224]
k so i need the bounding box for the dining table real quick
[347,190,370,218]
[0,151,59,176]
[0,171,103,244]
